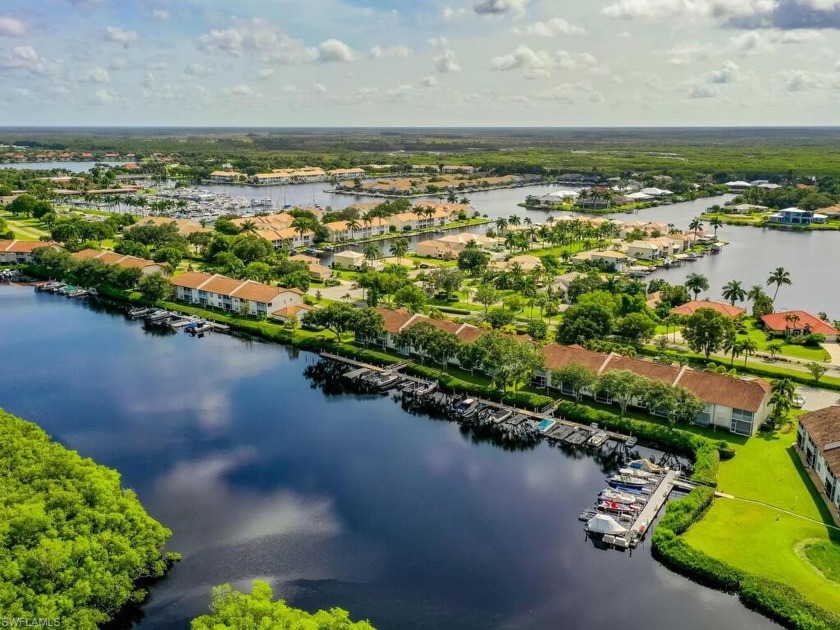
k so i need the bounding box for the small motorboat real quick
[489,408,512,424]
[607,474,649,489]
[597,500,641,514]
[373,372,401,391]
[619,467,653,479]
[588,431,608,447]
[414,381,438,397]
[625,437,638,448]
[600,489,646,505]
[452,397,479,419]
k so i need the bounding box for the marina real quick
[0,284,777,629]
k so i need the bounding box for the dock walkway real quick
[627,469,679,545]
[320,351,633,444]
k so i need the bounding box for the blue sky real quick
[1,0,839,126]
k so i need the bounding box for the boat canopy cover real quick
[629,458,663,473]
[587,514,628,535]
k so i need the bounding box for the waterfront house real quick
[767,207,828,226]
[333,250,384,271]
[0,240,60,264]
[589,250,627,272]
[254,227,315,250]
[173,271,302,317]
[441,165,476,174]
[371,308,482,353]
[290,255,333,280]
[670,301,746,319]
[625,241,661,261]
[271,303,316,324]
[72,249,165,275]
[415,232,498,259]
[387,207,454,232]
[136,217,209,237]
[728,203,768,214]
[538,344,773,435]
[725,181,753,192]
[232,213,294,230]
[209,171,246,184]
[328,168,366,180]
[638,187,673,197]
[760,311,839,342]
[323,220,389,242]
[797,407,840,510]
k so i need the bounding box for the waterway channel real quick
[0,285,776,629]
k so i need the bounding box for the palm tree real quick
[721,279,746,306]
[770,378,795,424]
[766,267,792,301]
[740,338,758,366]
[346,217,361,238]
[688,217,703,244]
[747,284,765,305]
[240,219,257,234]
[709,216,723,239]
[784,312,801,335]
[818,311,830,322]
[685,273,709,300]
[508,214,521,228]
[363,244,382,261]
[389,238,409,263]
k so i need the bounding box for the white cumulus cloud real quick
[519,18,585,36]
[474,0,529,15]
[370,45,411,59]
[0,16,28,37]
[435,49,461,73]
[104,26,138,45]
[85,66,110,83]
[491,45,556,78]
[317,39,356,62]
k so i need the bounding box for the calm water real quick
[0,285,775,630]
[2,161,128,172]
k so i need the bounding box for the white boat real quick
[599,489,646,505]
[586,514,628,536]
[619,467,653,479]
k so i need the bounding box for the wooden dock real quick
[320,352,636,445]
[626,469,678,546]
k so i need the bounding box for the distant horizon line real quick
[1,125,840,131]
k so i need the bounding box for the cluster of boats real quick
[35,281,97,298]
[581,459,665,524]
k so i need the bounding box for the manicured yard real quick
[804,541,840,584]
[683,426,840,615]
[737,318,830,362]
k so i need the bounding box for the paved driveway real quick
[797,385,840,411]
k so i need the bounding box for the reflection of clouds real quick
[154,450,342,556]
[113,337,278,433]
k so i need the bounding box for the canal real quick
[0,285,776,629]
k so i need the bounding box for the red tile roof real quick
[799,407,840,473]
[676,371,770,413]
[670,301,745,318]
[0,240,59,253]
[761,311,839,336]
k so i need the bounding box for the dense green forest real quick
[3,127,840,178]
[0,408,175,628]
[191,580,376,630]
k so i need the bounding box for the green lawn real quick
[683,427,840,615]
[738,318,830,362]
[804,541,840,583]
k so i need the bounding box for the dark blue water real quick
[0,285,775,629]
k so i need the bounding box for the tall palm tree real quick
[346,217,361,238]
[495,217,508,234]
[688,217,703,244]
[363,244,382,261]
[784,312,801,334]
[508,214,521,228]
[746,284,765,304]
[240,219,257,234]
[766,267,792,301]
[389,237,409,263]
[721,279,746,306]
[709,216,724,239]
[685,273,709,300]
[740,338,758,366]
